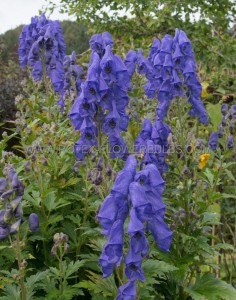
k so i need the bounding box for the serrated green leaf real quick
[189,273,236,300]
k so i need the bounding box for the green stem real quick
[58,246,65,295]
[15,233,27,300]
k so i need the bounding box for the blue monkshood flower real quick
[98,155,137,235]
[188,96,208,124]
[147,215,173,252]
[125,249,145,282]
[227,136,234,149]
[29,213,39,232]
[58,51,84,109]
[221,103,228,116]
[10,219,22,234]
[160,35,173,54]
[137,49,153,78]
[116,280,136,300]
[144,81,156,99]
[151,118,170,148]
[0,178,7,194]
[124,50,137,78]
[19,14,66,99]
[148,38,161,64]
[176,29,194,57]
[74,128,97,160]
[221,116,227,127]
[209,132,219,150]
[128,208,149,256]
[32,61,43,81]
[0,226,9,241]
[109,135,129,160]
[99,219,125,277]
[89,32,114,56]
[162,54,173,80]
[134,163,165,195]
[70,31,131,160]
[100,46,130,90]
[98,193,129,236]
[134,119,153,152]
[172,43,185,70]
[218,124,224,138]
[129,164,172,250]
[172,70,184,98]
[228,105,236,121]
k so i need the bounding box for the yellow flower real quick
[199,153,210,169]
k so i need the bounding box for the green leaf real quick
[187,273,236,300]
[65,260,85,279]
[143,260,178,277]
[206,103,222,131]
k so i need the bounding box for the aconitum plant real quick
[137,29,209,124]
[0,166,39,240]
[18,14,66,104]
[135,118,171,174]
[58,51,84,109]
[98,156,172,299]
[69,32,131,160]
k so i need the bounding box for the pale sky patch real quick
[0,0,73,34]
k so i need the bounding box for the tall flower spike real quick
[70,32,131,160]
[209,132,219,151]
[98,156,137,276]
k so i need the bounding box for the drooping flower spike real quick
[137,29,208,124]
[69,32,131,160]
[98,156,172,299]
[0,166,39,241]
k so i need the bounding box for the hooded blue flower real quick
[116,280,136,300]
[209,132,219,150]
[69,32,131,160]
[0,168,25,241]
[227,135,234,149]
[98,155,137,235]
[124,50,137,78]
[99,219,125,277]
[109,135,129,160]
[125,250,145,282]
[128,208,149,256]
[29,213,39,232]
[18,14,67,104]
[134,119,153,153]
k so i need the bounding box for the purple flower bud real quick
[221,116,227,127]
[221,103,228,116]
[24,161,31,172]
[0,226,9,241]
[106,164,112,177]
[209,132,219,150]
[1,189,14,200]
[218,124,224,138]
[97,157,104,171]
[0,178,7,194]
[227,136,234,149]
[29,213,39,232]
[10,219,21,234]
[229,123,234,134]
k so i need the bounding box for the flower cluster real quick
[98,156,172,299]
[58,51,84,110]
[136,29,208,124]
[69,32,131,160]
[18,14,66,100]
[218,103,235,149]
[51,232,69,256]
[208,104,236,151]
[0,166,39,241]
[135,118,171,174]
